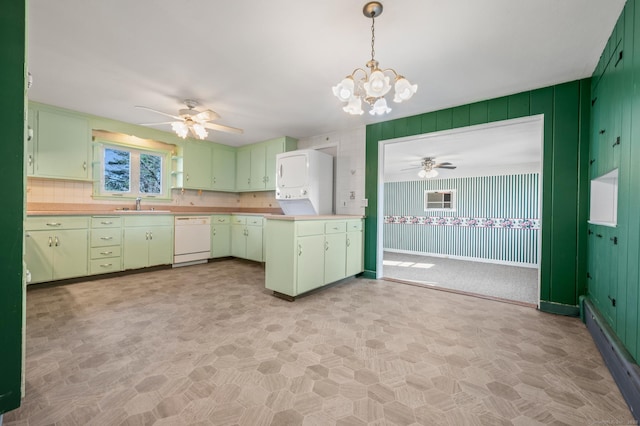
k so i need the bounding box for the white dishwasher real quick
[173,216,211,267]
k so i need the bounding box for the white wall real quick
[297,126,366,215]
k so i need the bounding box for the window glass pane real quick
[140,153,162,194]
[104,148,130,192]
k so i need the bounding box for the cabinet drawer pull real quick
[218,219,225,222]
[99,251,113,255]
[100,236,113,240]
[46,222,62,227]
[100,221,113,225]
[99,263,113,268]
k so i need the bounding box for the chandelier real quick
[332,2,417,116]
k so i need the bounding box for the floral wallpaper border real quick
[384,216,540,230]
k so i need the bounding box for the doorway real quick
[377,116,543,306]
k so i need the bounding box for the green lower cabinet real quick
[211,215,231,258]
[246,224,263,262]
[123,216,174,270]
[587,225,618,329]
[265,217,364,298]
[25,228,89,283]
[296,235,326,294]
[231,216,264,261]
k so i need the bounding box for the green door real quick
[212,147,236,191]
[296,235,325,294]
[250,145,266,190]
[264,140,284,190]
[236,148,251,191]
[324,233,347,284]
[183,141,213,190]
[36,109,89,180]
[25,231,54,283]
[245,225,263,262]
[53,229,88,280]
[231,224,247,258]
[211,224,231,258]
[148,226,173,266]
[346,231,363,276]
[123,227,150,270]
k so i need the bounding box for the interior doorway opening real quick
[377,116,544,306]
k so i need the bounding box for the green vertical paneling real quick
[550,82,580,305]
[469,102,488,125]
[576,81,592,299]
[0,0,25,415]
[421,113,437,133]
[436,109,452,131]
[488,97,509,122]
[508,92,531,119]
[452,105,470,128]
[530,86,555,302]
[393,117,409,139]
[630,0,640,360]
[407,115,422,135]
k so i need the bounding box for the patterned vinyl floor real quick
[4,259,633,425]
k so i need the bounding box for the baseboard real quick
[538,301,579,316]
[583,298,639,420]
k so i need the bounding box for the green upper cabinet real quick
[181,141,213,190]
[211,146,236,191]
[33,107,91,180]
[236,147,252,191]
[235,137,297,192]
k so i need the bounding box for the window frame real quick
[424,189,457,212]
[93,140,172,201]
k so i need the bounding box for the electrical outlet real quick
[361,198,368,207]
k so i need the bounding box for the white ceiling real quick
[383,116,543,181]
[28,1,625,147]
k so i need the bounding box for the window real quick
[96,143,170,199]
[424,190,456,211]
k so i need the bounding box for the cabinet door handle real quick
[149,232,153,240]
[325,241,329,251]
[46,222,61,227]
[100,221,113,225]
[213,229,216,236]
[346,238,351,247]
[298,244,302,256]
[99,251,113,255]
[83,161,87,170]
[28,154,33,166]
[247,177,251,185]
[100,236,113,240]
[54,236,60,247]
[265,176,269,183]
[99,263,113,268]
[186,174,190,181]
[145,232,149,240]
[48,236,53,247]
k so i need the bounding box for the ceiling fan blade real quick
[436,165,457,169]
[135,105,182,120]
[138,121,176,126]
[435,162,452,166]
[203,122,244,135]
[399,166,421,171]
[193,109,220,122]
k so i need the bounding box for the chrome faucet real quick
[135,197,142,211]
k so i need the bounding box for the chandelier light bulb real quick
[332,77,356,102]
[343,96,364,115]
[369,98,391,116]
[364,70,391,98]
[393,77,418,103]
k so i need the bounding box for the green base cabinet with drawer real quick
[25,216,89,284]
[265,218,364,298]
[231,215,264,261]
[90,216,123,275]
[211,215,231,258]
[123,216,173,270]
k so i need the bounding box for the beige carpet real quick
[5,259,631,425]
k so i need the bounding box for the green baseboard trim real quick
[360,270,376,279]
[578,295,587,323]
[539,301,580,317]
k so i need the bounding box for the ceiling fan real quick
[136,99,243,140]
[401,157,457,178]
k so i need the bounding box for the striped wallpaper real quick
[384,173,540,265]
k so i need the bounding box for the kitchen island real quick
[264,215,364,300]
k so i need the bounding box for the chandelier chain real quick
[370,16,376,62]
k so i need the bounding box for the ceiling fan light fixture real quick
[332,2,417,116]
[424,169,438,178]
[191,123,208,140]
[171,121,189,139]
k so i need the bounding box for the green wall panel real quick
[0,0,25,415]
[365,80,590,312]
